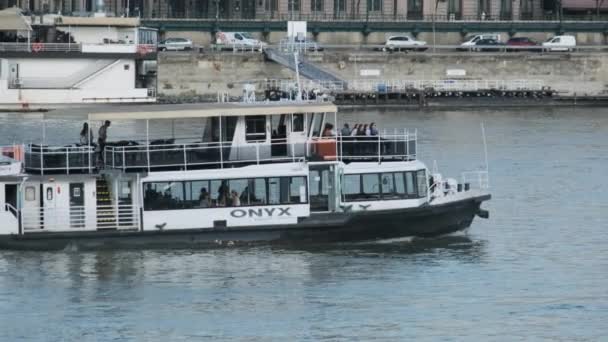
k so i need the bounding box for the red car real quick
[506,37,540,52]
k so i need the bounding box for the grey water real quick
[0,107,607,341]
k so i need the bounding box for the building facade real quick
[1,0,599,21]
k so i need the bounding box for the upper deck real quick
[8,102,417,175]
[0,10,157,59]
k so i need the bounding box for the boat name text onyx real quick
[230,207,292,218]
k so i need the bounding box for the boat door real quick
[43,183,57,229]
[287,113,307,158]
[69,183,85,228]
[309,164,337,212]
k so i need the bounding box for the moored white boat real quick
[0,101,490,250]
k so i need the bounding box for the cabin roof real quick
[55,102,337,121]
[142,162,309,182]
[0,7,32,32]
[342,161,427,173]
[55,16,141,27]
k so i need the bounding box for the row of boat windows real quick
[342,170,428,201]
[143,176,308,211]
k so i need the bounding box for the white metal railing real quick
[24,144,95,174]
[21,205,140,233]
[209,42,265,53]
[4,203,18,218]
[0,42,82,53]
[347,79,545,92]
[103,132,417,171]
[461,170,490,190]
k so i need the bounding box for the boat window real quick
[290,176,308,203]
[343,174,361,201]
[25,186,36,201]
[252,178,267,205]
[309,170,320,196]
[292,114,304,132]
[416,170,428,198]
[381,173,395,198]
[143,175,307,211]
[245,115,267,142]
[342,171,422,202]
[405,172,416,197]
[394,173,406,197]
[268,177,280,204]
[362,173,380,200]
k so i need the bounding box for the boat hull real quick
[0,194,490,250]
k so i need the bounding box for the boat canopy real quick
[86,102,338,121]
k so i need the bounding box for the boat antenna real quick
[481,122,490,188]
[481,122,489,173]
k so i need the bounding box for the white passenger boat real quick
[0,102,490,250]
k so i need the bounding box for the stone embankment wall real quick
[158,52,608,99]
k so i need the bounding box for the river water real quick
[0,107,607,341]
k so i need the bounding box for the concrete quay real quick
[158,50,608,103]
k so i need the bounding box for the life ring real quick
[136,45,150,56]
[32,42,44,53]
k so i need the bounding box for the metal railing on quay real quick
[345,79,545,92]
[209,43,265,53]
[20,205,140,233]
[141,12,608,22]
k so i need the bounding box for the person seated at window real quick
[230,190,241,207]
[322,123,335,137]
[340,123,351,136]
[199,188,210,208]
[218,180,229,206]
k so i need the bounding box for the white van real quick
[542,35,576,52]
[459,33,501,50]
[215,32,266,51]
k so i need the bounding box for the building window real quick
[448,0,462,20]
[288,0,300,11]
[335,0,346,14]
[407,0,424,20]
[500,0,512,20]
[311,0,323,12]
[368,0,382,12]
[520,0,534,19]
[478,0,491,19]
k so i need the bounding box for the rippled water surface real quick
[0,107,607,341]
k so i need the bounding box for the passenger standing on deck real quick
[350,124,359,136]
[79,123,94,145]
[340,123,351,136]
[369,122,378,136]
[98,120,111,164]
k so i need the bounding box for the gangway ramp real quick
[264,48,346,86]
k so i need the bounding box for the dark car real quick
[506,37,540,52]
[473,38,505,52]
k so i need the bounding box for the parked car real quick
[158,38,193,51]
[506,37,540,51]
[383,35,428,52]
[473,38,505,52]
[216,31,267,51]
[542,35,576,52]
[458,33,502,50]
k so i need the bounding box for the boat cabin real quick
[21,102,417,175]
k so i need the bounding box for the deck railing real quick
[24,145,95,174]
[21,132,417,174]
[0,42,156,54]
[21,205,140,233]
[461,170,490,190]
